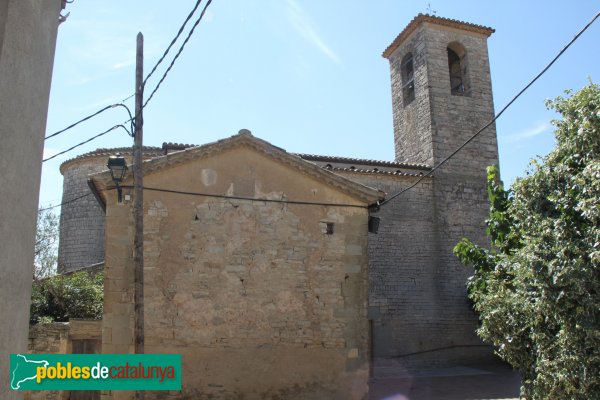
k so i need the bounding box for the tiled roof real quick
[382,14,494,59]
[60,144,431,178]
[326,166,428,178]
[295,153,430,170]
[162,142,196,153]
[59,146,163,174]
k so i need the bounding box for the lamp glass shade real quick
[107,154,128,183]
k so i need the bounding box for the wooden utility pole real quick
[133,32,145,400]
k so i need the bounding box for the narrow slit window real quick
[401,53,415,106]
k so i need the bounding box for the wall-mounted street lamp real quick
[368,203,381,234]
[107,153,128,202]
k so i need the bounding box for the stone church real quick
[55,14,499,399]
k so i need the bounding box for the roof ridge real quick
[328,166,429,178]
[90,132,386,206]
[295,153,430,170]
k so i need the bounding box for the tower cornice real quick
[383,13,494,59]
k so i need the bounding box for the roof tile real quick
[382,13,494,59]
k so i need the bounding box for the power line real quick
[45,103,134,140]
[44,1,212,143]
[45,105,111,140]
[43,124,130,162]
[143,0,214,109]
[39,192,93,212]
[121,93,135,103]
[379,11,600,207]
[120,185,370,209]
[143,0,204,87]
[42,0,214,167]
[40,180,368,217]
[118,0,214,128]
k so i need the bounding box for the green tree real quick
[34,208,59,279]
[454,82,600,399]
[30,208,104,324]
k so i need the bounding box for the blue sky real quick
[40,1,599,208]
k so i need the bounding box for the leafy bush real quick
[31,207,104,324]
[30,271,104,324]
[454,82,600,399]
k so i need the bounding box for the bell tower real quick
[372,15,501,365]
[383,14,499,172]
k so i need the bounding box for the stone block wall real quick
[335,170,494,368]
[24,323,68,400]
[58,148,163,273]
[27,322,69,356]
[423,24,498,173]
[58,158,109,273]
[147,199,368,399]
[24,320,101,400]
[387,20,498,172]
[388,25,434,166]
[378,17,499,368]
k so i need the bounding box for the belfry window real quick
[447,42,469,95]
[401,53,415,106]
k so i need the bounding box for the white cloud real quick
[502,121,552,144]
[112,60,134,70]
[285,0,340,64]
[59,16,164,85]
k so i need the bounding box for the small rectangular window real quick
[320,221,334,235]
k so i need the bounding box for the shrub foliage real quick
[454,83,599,399]
[30,271,104,324]
[31,208,103,324]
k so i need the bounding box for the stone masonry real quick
[92,133,384,399]
[24,320,102,400]
[58,147,163,273]
[56,13,502,390]
[377,14,499,365]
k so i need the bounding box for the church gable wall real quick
[101,147,372,399]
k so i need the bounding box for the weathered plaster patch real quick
[201,168,217,186]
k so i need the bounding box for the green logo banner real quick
[10,354,181,390]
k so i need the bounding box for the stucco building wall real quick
[0,1,63,398]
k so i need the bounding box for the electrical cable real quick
[392,344,492,359]
[379,11,600,207]
[43,124,131,162]
[143,0,204,86]
[117,0,213,130]
[45,105,111,140]
[120,185,370,209]
[143,0,213,109]
[121,93,135,103]
[39,192,93,212]
[45,103,134,140]
[45,0,212,140]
